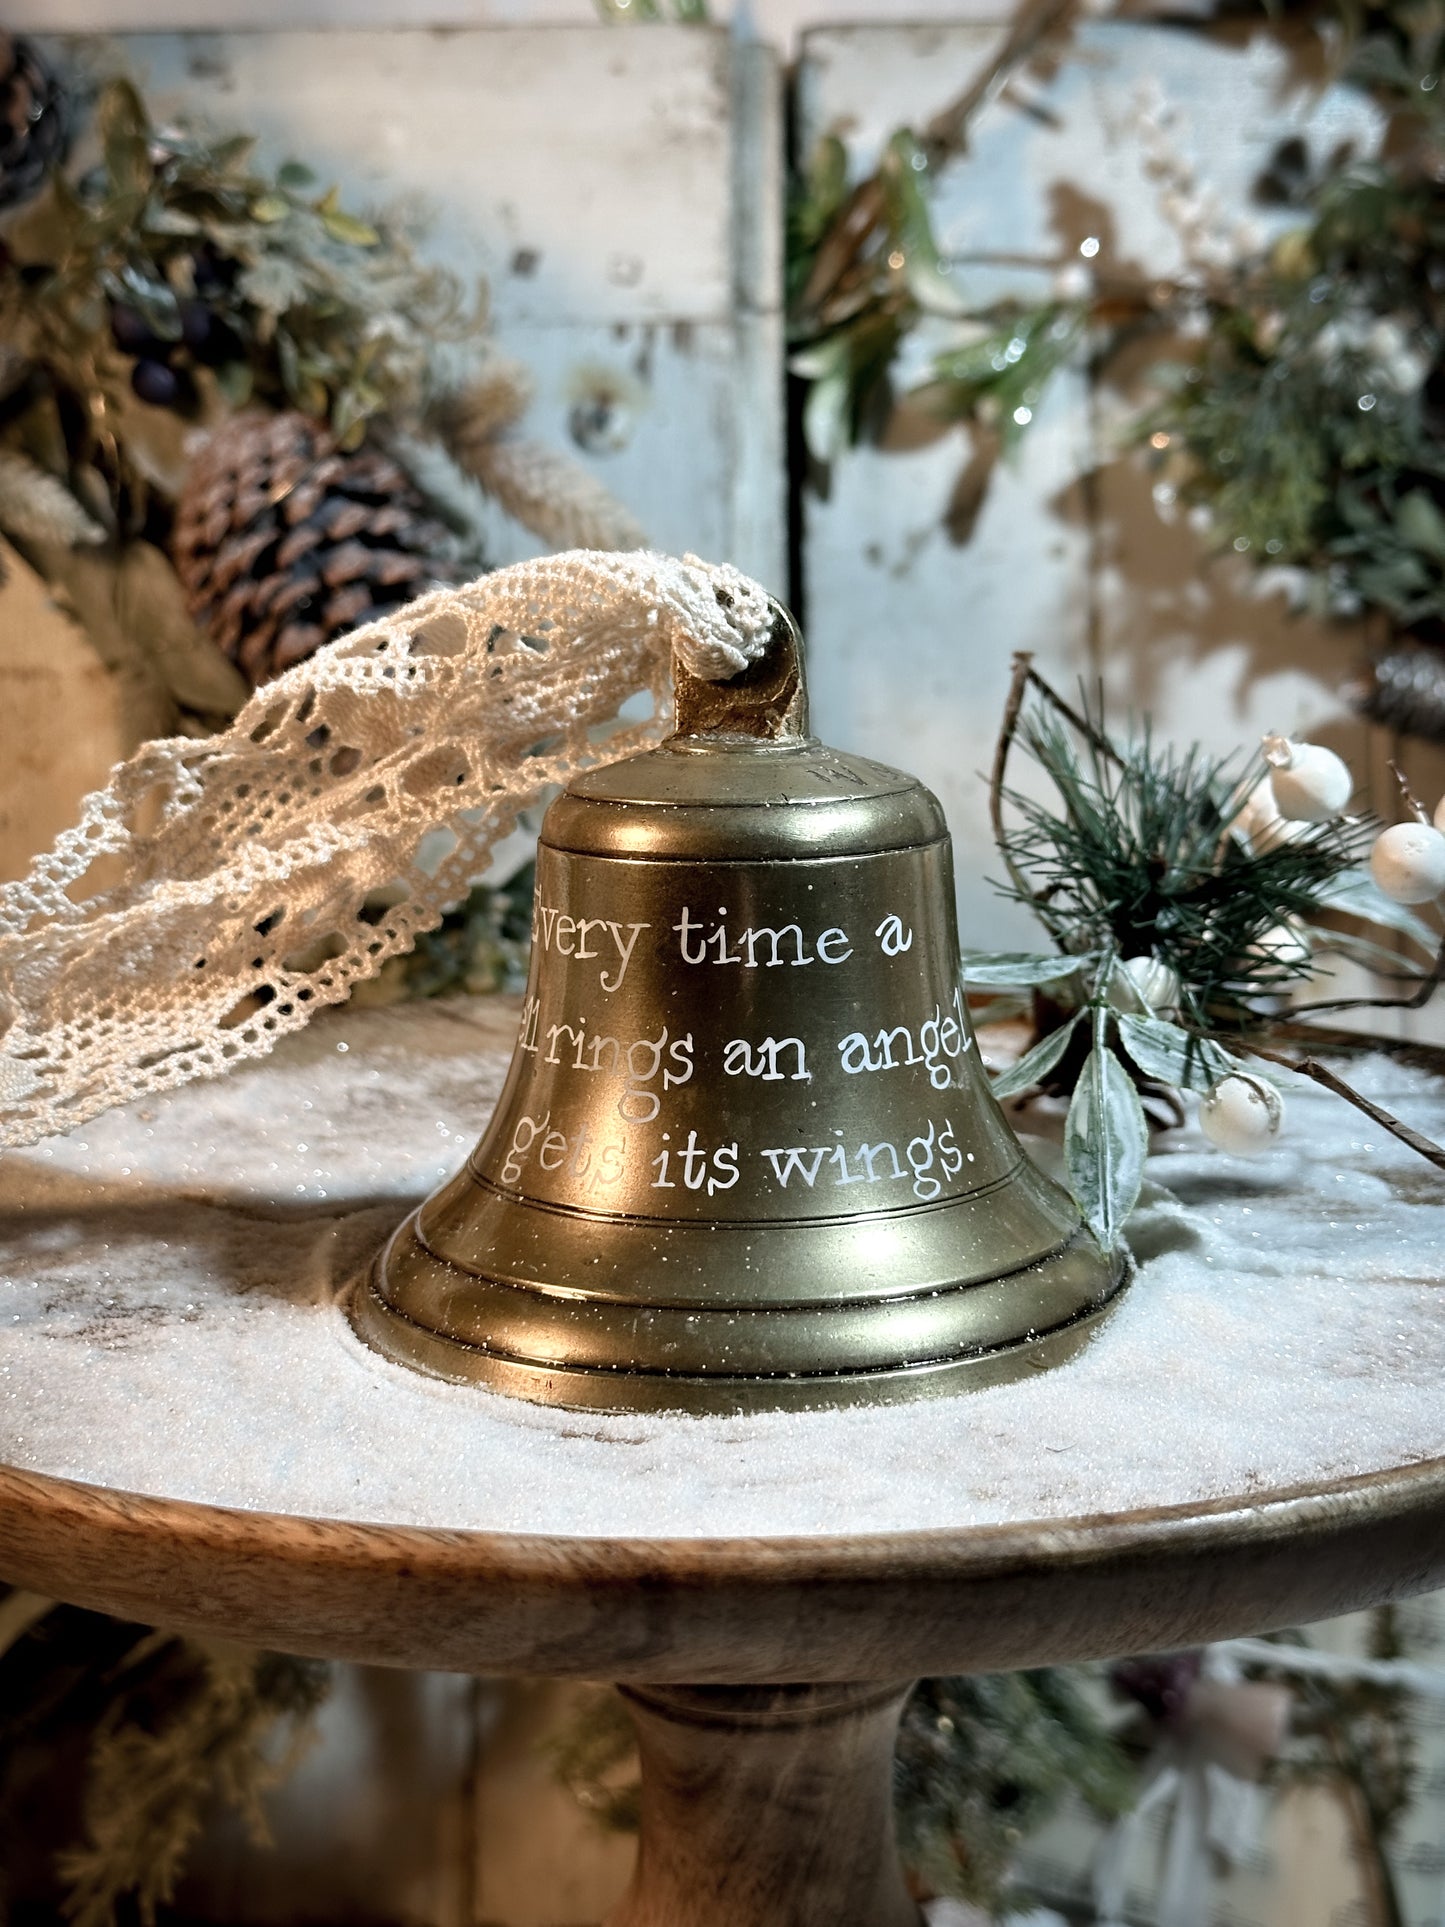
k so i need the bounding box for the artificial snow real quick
[0,998,1441,1541]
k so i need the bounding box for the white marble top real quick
[1,998,1442,1541]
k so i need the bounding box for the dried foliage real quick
[1253,1611,1419,1927]
[0,64,643,714]
[0,447,104,548]
[353,861,537,1005]
[1,75,476,497]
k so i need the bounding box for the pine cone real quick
[1353,639,1445,746]
[172,412,454,685]
[0,34,67,212]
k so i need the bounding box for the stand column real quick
[604,1680,922,1927]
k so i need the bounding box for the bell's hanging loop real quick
[671,596,808,744]
[352,598,1128,1412]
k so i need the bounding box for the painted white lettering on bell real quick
[673,908,853,968]
[836,988,971,1089]
[532,901,648,991]
[723,1037,811,1083]
[761,1120,963,1202]
[501,1111,626,1194]
[520,1008,693,1122]
[651,1133,741,1194]
[876,916,913,955]
[500,1110,549,1186]
[760,1146,829,1188]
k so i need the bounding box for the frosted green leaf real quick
[1314,868,1439,951]
[322,209,380,248]
[1064,1045,1147,1252]
[142,204,201,237]
[961,951,1087,988]
[237,255,309,315]
[213,361,254,408]
[1396,489,1445,563]
[989,1014,1080,1099]
[802,366,851,465]
[1115,1014,1239,1096]
[880,130,969,319]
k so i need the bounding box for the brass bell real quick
[353,605,1128,1411]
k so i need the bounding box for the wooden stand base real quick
[605,1681,923,1927]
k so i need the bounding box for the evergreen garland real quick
[894,1671,1136,1913]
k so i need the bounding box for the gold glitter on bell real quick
[352,604,1128,1411]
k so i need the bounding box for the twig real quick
[1241,1041,1445,1174]
[920,0,1078,159]
[986,653,1135,943]
[1267,1022,1445,1078]
[1389,758,1429,825]
[1288,928,1445,1020]
[797,0,1079,323]
[989,653,1057,932]
[1019,660,1124,768]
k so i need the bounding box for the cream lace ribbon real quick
[0,550,775,1147]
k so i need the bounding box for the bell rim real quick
[349,1224,1131,1414]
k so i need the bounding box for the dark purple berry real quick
[179,297,213,352]
[110,302,166,359]
[178,297,241,365]
[190,245,235,294]
[130,358,180,407]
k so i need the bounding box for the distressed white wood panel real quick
[798,22,1094,952]
[799,21,1444,1045]
[117,28,732,326]
[802,366,1095,955]
[8,1,1082,47]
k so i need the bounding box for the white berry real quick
[1370,822,1445,904]
[1234,780,1288,852]
[1248,920,1312,968]
[1109,954,1181,1016]
[1263,735,1353,821]
[1199,1075,1284,1156]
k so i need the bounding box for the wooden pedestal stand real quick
[1,1458,1443,1925]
